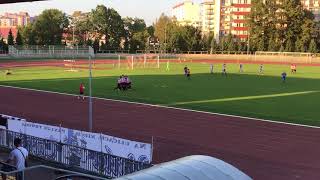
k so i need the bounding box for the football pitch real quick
[1,61,320,126]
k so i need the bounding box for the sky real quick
[0,0,203,25]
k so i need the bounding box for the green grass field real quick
[1,62,320,126]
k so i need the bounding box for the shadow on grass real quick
[1,72,320,126]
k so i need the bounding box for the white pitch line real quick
[1,84,319,129]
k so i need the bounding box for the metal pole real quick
[89,55,93,132]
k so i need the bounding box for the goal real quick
[117,54,160,69]
[255,51,313,63]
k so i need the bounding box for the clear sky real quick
[0,0,203,25]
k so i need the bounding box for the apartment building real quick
[172,0,251,41]
[0,12,30,42]
[172,0,201,27]
[301,0,320,21]
[200,0,216,35]
[0,12,30,27]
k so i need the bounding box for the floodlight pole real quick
[89,55,93,132]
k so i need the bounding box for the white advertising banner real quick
[8,119,66,142]
[7,118,153,163]
[101,134,152,163]
[7,119,25,134]
[61,128,101,152]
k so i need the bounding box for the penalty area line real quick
[0,84,319,130]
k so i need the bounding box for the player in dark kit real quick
[281,72,287,83]
[222,63,227,76]
[184,66,188,76]
[186,68,191,80]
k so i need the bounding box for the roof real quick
[0,27,17,39]
[116,155,253,180]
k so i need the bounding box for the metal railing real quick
[0,129,151,179]
[0,164,108,180]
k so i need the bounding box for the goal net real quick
[255,51,313,63]
[255,51,312,57]
[117,54,160,69]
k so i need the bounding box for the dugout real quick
[116,155,252,180]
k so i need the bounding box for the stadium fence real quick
[9,45,95,59]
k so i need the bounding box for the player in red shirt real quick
[78,83,85,99]
[291,64,297,74]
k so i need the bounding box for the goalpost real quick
[255,51,313,63]
[118,54,160,70]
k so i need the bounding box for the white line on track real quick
[1,84,319,129]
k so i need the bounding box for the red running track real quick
[1,59,320,69]
[1,86,320,180]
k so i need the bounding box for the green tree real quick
[225,34,236,52]
[210,37,218,54]
[295,37,304,52]
[19,24,36,45]
[247,0,317,52]
[123,17,148,52]
[93,39,99,53]
[285,38,294,52]
[7,29,14,45]
[32,9,68,45]
[154,14,173,52]
[15,30,23,45]
[308,39,318,53]
[0,38,8,52]
[91,5,125,49]
[147,26,155,37]
[268,36,278,51]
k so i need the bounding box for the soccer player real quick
[210,64,214,74]
[222,63,227,76]
[78,83,85,99]
[184,66,188,76]
[291,64,297,74]
[166,61,170,71]
[186,68,191,80]
[114,76,122,90]
[239,63,243,73]
[281,72,287,83]
[259,64,264,75]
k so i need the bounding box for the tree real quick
[15,30,23,45]
[123,17,148,52]
[100,41,107,51]
[285,38,294,52]
[308,39,318,53]
[32,9,68,45]
[210,37,218,54]
[7,29,14,45]
[0,38,8,52]
[147,26,155,37]
[225,34,236,52]
[93,39,99,53]
[247,0,317,52]
[154,14,173,51]
[91,5,125,50]
[19,24,36,45]
[268,36,278,51]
